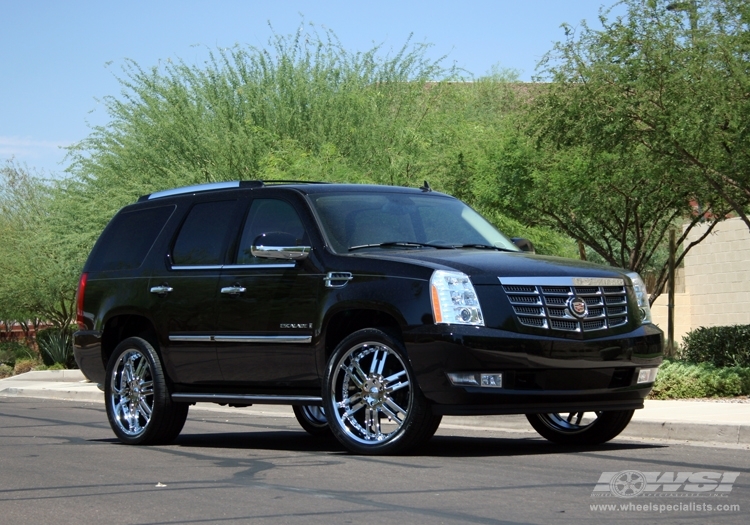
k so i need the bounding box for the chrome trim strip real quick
[172,393,322,405]
[214,335,312,344]
[223,264,296,270]
[169,335,312,343]
[148,181,240,200]
[171,265,224,271]
[499,276,625,287]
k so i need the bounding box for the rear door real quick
[149,198,241,385]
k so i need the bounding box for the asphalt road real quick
[0,397,747,525]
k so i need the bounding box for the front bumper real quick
[404,323,663,415]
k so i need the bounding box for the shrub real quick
[13,358,41,375]
[649,360,750,399]
[0,340,37,369]
[679,325,750,368]
[0,363,12,378]
[36,328,75,368]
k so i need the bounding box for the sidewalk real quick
[2,370,749,446]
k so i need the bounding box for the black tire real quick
[292,405,332,437]
[526,410,635,445]
[323,328,440,455]
[105,337,188,445]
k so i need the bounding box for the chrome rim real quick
[329,341,412,445]
[538,412,602,433]
[109,349,155,436]
[301,405,327,426]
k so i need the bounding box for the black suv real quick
[74,181,662,454]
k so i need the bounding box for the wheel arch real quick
[101,314,160,371]
[322,307,404,364]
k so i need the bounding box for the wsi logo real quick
[592,471,740,498]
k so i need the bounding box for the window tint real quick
[172,201,237,266]
[89,205,175,271]
[235,199,307,265]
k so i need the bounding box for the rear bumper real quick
[73,331,105,385]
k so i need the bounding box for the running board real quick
[171,393,323,406]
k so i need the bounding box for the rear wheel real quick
[105,337,188,445]
[526,410,634,445]
[293,405,332,437]
[324,328,440,455]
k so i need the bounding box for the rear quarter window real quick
[88,205,176,271]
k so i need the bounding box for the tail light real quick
[76,272,88,330]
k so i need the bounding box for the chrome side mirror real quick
[250,233,311,260]
[511,237,535,254]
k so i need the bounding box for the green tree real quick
[520,0,748,301]
[0,161,78,329]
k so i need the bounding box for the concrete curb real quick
[2,371,748,447]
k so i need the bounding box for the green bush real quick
[0,363,12,378]
[649,360,750,399]
[0,340,36,368]
[679,325,750,368]
[36,328,75,368]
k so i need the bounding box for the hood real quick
[352,249,631,285]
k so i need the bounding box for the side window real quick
[89,205,175,271]
[172,201,237,266]
[235,199,307,265]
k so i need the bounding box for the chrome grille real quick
[499,277,630,333]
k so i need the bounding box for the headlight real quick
[627,272,652,324]
[430,270,484,326]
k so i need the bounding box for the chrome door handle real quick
[150,285,173,296]
[221,286,246,296]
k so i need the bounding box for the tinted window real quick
[172,201,237,265]
[235,199,307,265]
[89,205,175,271]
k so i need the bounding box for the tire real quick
[293,405,332,437]
[105,337,188,445]
[323,328,440,455]
[526,410,635,445]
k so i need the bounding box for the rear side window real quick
[172,201,238,266]
[89,205,175,271]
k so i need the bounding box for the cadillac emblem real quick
[568,296,588,318]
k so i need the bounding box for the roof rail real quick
[138,179,330,201]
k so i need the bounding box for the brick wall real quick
[651,217,750,345]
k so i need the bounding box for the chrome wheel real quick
[329,340,413,446]
[109,349,155,437]
[293,405,331,437]
[526,409,635,445]
[105,337,189,445]
[538,412,601,433]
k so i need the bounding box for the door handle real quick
[150,285,173,296]
[221,285,247,296]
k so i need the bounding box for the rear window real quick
[88,205,175,271]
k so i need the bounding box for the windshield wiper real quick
[451,243,515,252]
[348,241,455,252]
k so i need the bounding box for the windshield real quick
[308,192,520,253]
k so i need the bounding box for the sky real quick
[1,0,621,176]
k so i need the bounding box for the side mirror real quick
[250,233,311,260]
[511,237,535,254]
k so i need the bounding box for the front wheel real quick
[105,337,188,445]
[526,410,634,445]
[324,328,440,455]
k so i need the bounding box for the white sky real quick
[1,0,621,175]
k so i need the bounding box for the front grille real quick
[500,277,630,333]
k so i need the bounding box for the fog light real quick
[480,373,503,388]
[637,367,659,384]
[447,372,479,386]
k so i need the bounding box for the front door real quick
[215,198,321,388]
